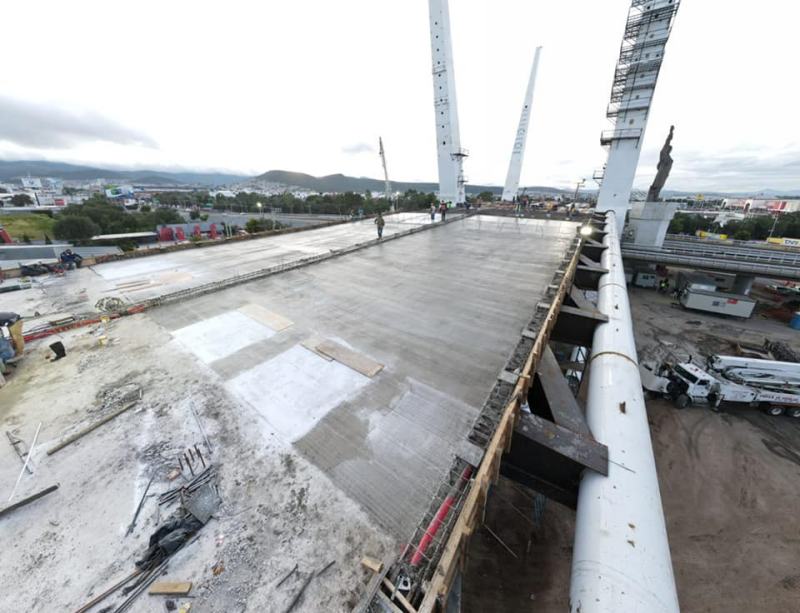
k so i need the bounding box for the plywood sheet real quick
[315,340,384,378]
[238,303,293,332]
[301,335,333,360]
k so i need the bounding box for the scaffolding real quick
[605,0,681,123]
[596,0,682,229]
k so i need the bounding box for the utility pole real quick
[379,137,393,211]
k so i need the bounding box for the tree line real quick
[53,195,183,242]
[668,211,800,241]
[153,189,439,215]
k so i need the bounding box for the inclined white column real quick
[570,211,679,613]
[502,45,542,203]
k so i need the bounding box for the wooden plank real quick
[238,303,293,331]
[382,578,417,613]
[300,335,333,361]
[418,242,582,612]
[148,581,192,596]
[316,340,384,377]
[377,591,405,613]
[353,555,394,613]
[361,556,383,574]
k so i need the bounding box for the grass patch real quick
[0,213,57,241]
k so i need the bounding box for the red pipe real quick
[410,465,473,567]
[22,309,131,342]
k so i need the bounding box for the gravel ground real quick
[0,313,392,612]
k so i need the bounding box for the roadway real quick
[621,236,800,280]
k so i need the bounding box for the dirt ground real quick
[463,285,800,613]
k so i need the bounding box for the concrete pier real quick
[628,201,678,248]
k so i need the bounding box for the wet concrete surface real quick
[179,209,343,228]
[149,215,578,538]
[462,285,800,612]
[92,212,440,302]
[0,212,446,322]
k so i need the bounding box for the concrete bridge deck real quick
[0,212,579,612]
[148,214,578,538]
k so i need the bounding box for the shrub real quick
[53,215,101,241]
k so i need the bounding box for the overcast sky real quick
[1,0,797,192]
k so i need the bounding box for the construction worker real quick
[0,333,13,363]
[60,248,83,270]
[375,211,385,239]
[0,312,22,370]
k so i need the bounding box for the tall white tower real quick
[596,0,681,231]
[429,0,467,205]
[378,137,393,210]
[502,46,542,203]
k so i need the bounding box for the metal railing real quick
[621,245,800,279]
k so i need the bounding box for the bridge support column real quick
[733,274,754,296]
[628,201,678,248]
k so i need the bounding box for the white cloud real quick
[0,96,157,149]
[0,0,796,192]
[342,142,376,155]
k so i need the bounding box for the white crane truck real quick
[640,354,800,417]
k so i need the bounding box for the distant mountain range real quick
[0,160,557,195]
[252,169,568,196]
[0,160,247,186]
[1,160,798,198]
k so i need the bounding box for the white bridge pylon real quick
[502,45,542,203]
[429,0,466,205]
